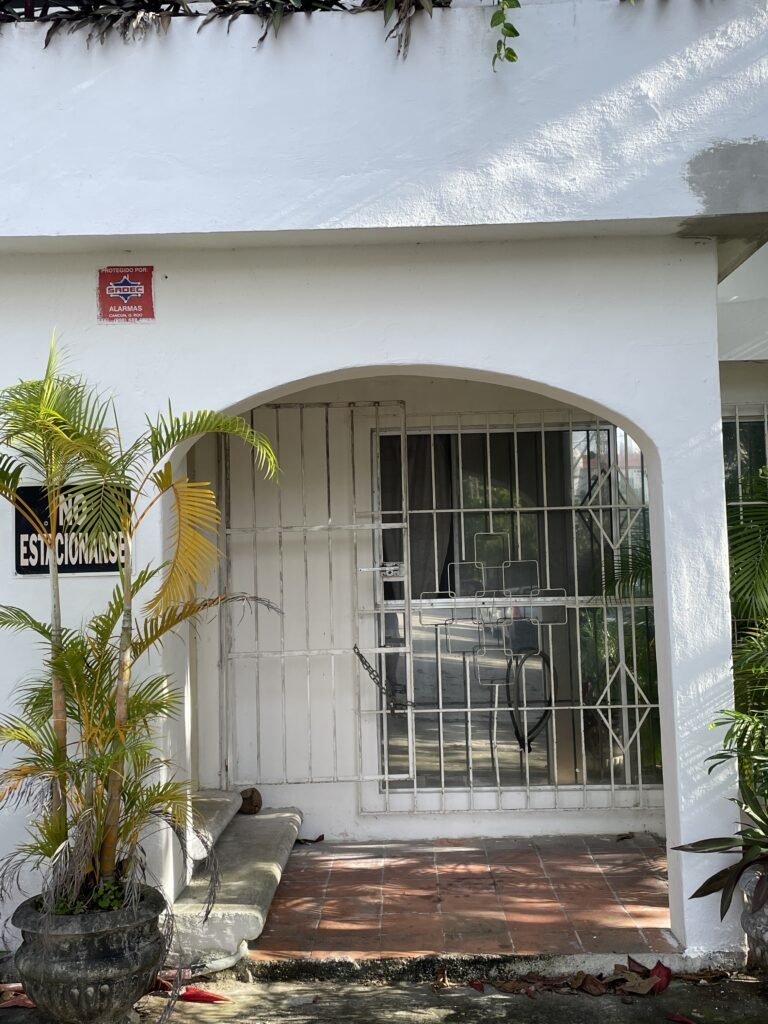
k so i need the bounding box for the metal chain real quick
[352,643,414,713]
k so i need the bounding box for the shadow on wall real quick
[687,138,768,214]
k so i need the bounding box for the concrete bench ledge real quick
[188,789,244,862]
[173,806,303,961]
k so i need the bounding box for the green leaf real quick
[502,22,519,38]
[272,2,283,36]
[490,9,505,27]
[690,865,735,900]
[752,870,768,912]
[674,837,746,853]
[504,47,518,61]
[721,847,764,918]
[504,0,521,7]
[739,780,768,832]
[419,0,433,15]
[383,0,395,24]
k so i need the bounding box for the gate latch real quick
[358,562,404,579]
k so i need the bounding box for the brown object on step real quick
[239,788,262,815]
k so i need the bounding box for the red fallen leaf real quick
[666,1017,697,1024]
[650,960,672,994]
[179,986,233,1003]
[467,979,485,993]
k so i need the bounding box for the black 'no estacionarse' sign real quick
[15,485,127,576]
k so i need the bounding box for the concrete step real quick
[173,806,303,961]
[189,789,244,862]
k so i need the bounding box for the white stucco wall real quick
[0,233,743,955]
[1,0,768,239]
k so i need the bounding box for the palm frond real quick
[88,565,162,650]
[0,605,52,641]
[133,593,281,656]
[145,406,277,481]
[602,542,653,600]
[144,468,221,613]
[729,480,768,621]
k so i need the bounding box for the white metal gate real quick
[219,401,661,815]
[218,402,414,801]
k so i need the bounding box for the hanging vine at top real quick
[0,0,522,67]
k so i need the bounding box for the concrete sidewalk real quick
[132,976,767,1024]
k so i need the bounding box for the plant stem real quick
[48,498,67,841]
[99,528,132,882]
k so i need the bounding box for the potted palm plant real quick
[0,345,276,1022]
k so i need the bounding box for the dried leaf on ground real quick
[676,970,729,984]
[489,957,673,1000]
[0,994,35,1009]
[431,967,450,991]
[666,1016,698,1024]
[627,956,651,978]
[581,970,610,995]
[494,979,539,996]
[621,975,664,996]
[467,979,485,992]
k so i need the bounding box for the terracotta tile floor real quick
[249,834,678,961]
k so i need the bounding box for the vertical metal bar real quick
[491,680,501,803]
[630,599,642,794]
[612,426,632,788]
[300,406,313,781]
[435,622,446,804]
[569,416,588,803]
[350,407,365,800]
[326,406,339,781]
[374,404,392,811]
[458,414,465,561]
[466,654,477,812]
[430,415,439,592]
[541,413,551,589]
[400,403,417,795]
[736,405,743,503]
[217,434,233,790]
[275,408,288,785]
[249,410,262,784]
[513,414,522,560]
[485,413,493,541]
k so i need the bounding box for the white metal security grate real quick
[219,402,661,815]
[219,402,414,792]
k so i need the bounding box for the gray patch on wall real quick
[687,138,768,215]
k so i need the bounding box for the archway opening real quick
[186,371,673,957]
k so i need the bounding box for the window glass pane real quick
[460,433,488,509]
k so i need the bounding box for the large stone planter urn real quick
[740,867,768,968]
[12,886,166,1023]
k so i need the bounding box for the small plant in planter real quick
[0,346,276,1022]
[675,781,768,966]
[675,781,768,918]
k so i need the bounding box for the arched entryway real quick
[186,371,677,958]
[200,374,661,827]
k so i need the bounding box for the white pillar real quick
[647,385,743,953]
